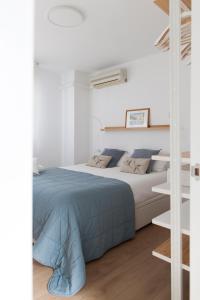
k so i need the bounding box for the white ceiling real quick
[35,0,168,72]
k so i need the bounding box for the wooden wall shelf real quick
[101,125,170,132]
[152,234,190,272]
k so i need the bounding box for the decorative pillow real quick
[101,148,126,168]
[87,155,112,168]
[120,157,150,175]
[152,150,170,172]
[117,152,130,167]
[131,149,160,173]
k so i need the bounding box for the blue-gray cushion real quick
[131,149,160,173]
[101,148,126,168]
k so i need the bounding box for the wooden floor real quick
[33,225,189,300]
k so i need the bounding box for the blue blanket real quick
[33,168,135,296]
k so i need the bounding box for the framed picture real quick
[125,108,150,128]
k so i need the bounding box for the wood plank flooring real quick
[33,225,189,300]
[154,234,190,267]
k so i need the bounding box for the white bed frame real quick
[135,194,170,230]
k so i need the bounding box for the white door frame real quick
[190,0,200,298]
[169,0,182,299]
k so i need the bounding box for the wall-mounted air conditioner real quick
[90,68,127,89]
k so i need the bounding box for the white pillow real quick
[33,157,40,175]
[152,150,169,172]
[117,152,130,167]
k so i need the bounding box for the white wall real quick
[61,70,90,166]
[34,67,62,167]
[61,71,75,166]
[74,85,90,163]
[33,53,190,167]
[90,53,190,154]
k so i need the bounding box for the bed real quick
[33,165,169,297]
[65,164,170,230]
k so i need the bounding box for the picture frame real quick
[125,108,150,128]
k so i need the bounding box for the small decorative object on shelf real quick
[125,108,150,128]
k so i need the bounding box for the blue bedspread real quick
[33,168,135,296]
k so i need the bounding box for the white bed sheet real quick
[64,164,167,206]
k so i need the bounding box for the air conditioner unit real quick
[90,68,127,89]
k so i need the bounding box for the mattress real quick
[64,164,167,207]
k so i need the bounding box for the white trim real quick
[190,1,200,298]
[169,0,182,299]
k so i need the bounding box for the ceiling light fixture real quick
[48,5,84,28]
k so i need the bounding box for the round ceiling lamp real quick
[48,5,84,28]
